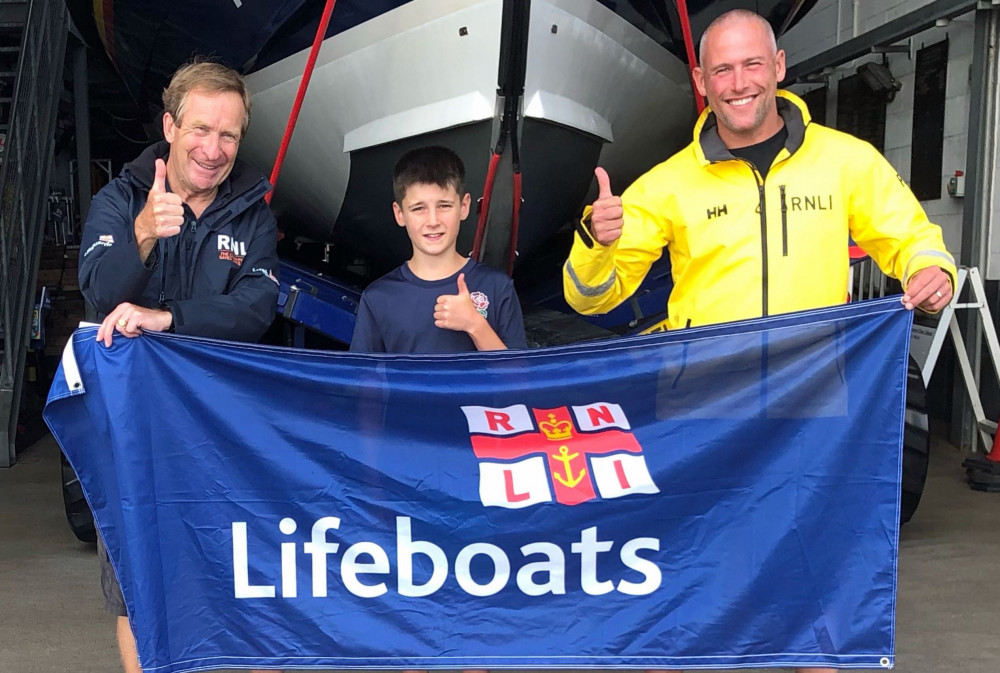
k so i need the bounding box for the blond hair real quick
[162,59,252,136]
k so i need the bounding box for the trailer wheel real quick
[901,355,930,524]
[61,452,96,543]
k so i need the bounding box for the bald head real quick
[699,10,777,65]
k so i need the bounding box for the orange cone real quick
[962,416,1000,491]
[988,420,1000,463]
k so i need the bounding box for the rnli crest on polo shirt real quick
[461,403,659,509]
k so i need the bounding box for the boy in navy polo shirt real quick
[350,146,526,353]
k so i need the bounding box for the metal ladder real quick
[0,0,69,466]
[909,267,1000,452]
[0,1,27,145]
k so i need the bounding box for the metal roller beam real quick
[784,0,983,84]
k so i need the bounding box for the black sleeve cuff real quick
[167,304,183,334]
[574,213,595,249]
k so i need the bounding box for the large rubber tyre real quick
[901,355,930,524]
[61,451,96,543]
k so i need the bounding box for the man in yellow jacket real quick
[564,9,954,332]
[564,9,955,673]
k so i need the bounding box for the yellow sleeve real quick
[563,172,674,315]
[847,142,956,290]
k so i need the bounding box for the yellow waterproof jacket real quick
[564,90,955,331]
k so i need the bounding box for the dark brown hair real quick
[392,146,466,203]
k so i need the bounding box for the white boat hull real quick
[242,0,694,274]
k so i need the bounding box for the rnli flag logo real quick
[460,403,659,509]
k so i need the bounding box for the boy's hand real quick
[434,273,486,334]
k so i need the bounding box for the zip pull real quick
[158,242,168,308]
[780,185,788,257]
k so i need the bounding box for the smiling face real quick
[162,88,245,205]
[694,15,786,148]
[394,181,471,262]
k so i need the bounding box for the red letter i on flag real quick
[614,459,631,490]
[504,469,530,502]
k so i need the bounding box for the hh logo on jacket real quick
[218,235,246,266]
[461,403,659,508]
[706,204,728,220]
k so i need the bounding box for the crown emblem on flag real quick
[540,413,573,441]
[461,403,660,508]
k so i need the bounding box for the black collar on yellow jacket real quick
[695,90,811,165]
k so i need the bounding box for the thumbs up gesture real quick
[135,158,185,249]
[434,273,484,333]
[590,167,624,246]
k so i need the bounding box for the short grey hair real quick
[698,9,778,65]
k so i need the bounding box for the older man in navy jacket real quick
[80,60,278,345]
[78,59,278,673]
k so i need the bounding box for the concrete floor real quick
[2,434,999,673]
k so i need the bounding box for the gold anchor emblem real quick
[552,445,586,488]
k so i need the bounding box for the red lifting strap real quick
[471,151,502,260]
[507,170,522,276]
[675,0,705,114]
[266,0,338,204]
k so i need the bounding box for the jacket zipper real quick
[755,174,769,318]
[184,219,197,299]
[716,159,770,317]
[780,185,788,257]
[158,241,167,307]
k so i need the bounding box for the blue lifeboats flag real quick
[45,298,912,673]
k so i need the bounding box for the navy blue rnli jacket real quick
[79,141,279,342]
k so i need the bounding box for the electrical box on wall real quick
[947,170,965,198]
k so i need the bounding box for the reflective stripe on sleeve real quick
[564,260,617,297]
[903,250,956,284]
